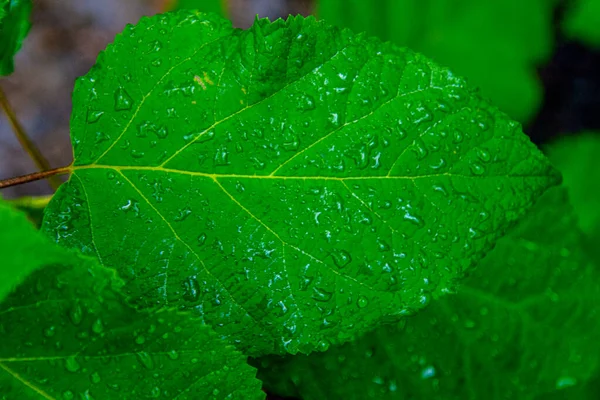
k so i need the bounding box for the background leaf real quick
[563,0,600,47]
[0,199,62,302]
[172,0,227,17]
[546,132,600,235]
[0,204,264,399]
[316,0,556,123]
[43,11,558,357]
[0,0,32,76]
[257,187,600,399]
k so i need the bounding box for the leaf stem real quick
[0,84,63,190]
[0,165,71,189]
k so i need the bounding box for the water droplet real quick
[421,365,436,379]
[357,296,368,308]
[174,207,192,221]
[214,147,229,166]
[404,211,424,227]
[470,163,485,175]
[197,233,207,246]
[197,130,215,143]
[168,350,179,360]
[150,387,161,398]
[296,93,316,111]
[114,87,133,111]
[149,40,162,52]
[464,319,476,329]
[130,149,145,159]
[331,249,352,268]
[311,286,333,302]
[251,157,266,170]
[43,326,56,338]
[182,276,200,302]
[92,318,104,334]
[283,137,300,151]
[136,351,155,370]
[68,302,83,325]
[135,335,146,345]
[477,148,491,163]
[452,130,464,143]
[86,110,104,124]
[156,126,168,139]
[376,238,391,252]
[62,391,75,400]
[90,372,101,384]
[120,199,140,215]
[212,389,220,396]
[95,131,110,144]
[65,357,81,373]
[556,376,577,389]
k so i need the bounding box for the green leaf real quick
[317,0,556,122]
[43,11,558,357]
[546,133,600,235]
[547,132,600,293]
[257,187,600,399]
[563,0,600,47]
[0,199,62,302]
[172,0,226,17]
[0,0,32,76]
[0,203,264,399]
[5,195,52,228]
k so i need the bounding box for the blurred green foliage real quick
[171,0,225,17]
[0,0,32,76]
[564,0,600,46]
[547,133,600,236]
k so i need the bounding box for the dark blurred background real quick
[0,0,598,198]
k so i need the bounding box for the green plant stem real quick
[0,165,71,189]
[0,84,63,191]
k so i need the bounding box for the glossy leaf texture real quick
[317,0,556,122]
[547,133,600,235]
[563,0,600,47]
[0,199,61,302]
[0,204,264,399]
[172,0,226,17]
[43,11,558,356]
[257,187,600,399]
[0,0,32,76]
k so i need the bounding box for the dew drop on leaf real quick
[136,351,154,370]
[43,325,56,338]
[174,207,192,222]
[130,149,145,159]
[65,357,81,373]
[182,276,200,302]
[311,286,333,302]
[91,318,104,334]
[357,296,368,308]
[62,391,75,400]
[556,376,577,389]
[477,148,492,163]
[86,110,104,124]
[331,249,352,268]
[470,162,486,175]
[68,302,84,325]
[90,371,101,384]
[114,87,133,111]
[420,365,436,379]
